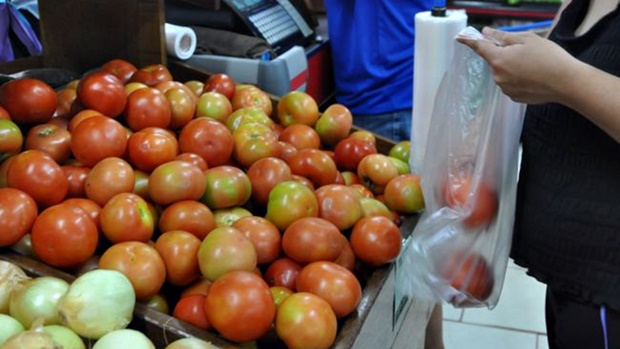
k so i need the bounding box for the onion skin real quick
[92,329,155,349]
[57,269,135,340]
[0,314,25,345]
[1,325,62,349]
[0,260,30,314]
[9,276,70,329]
[164,337,219,349]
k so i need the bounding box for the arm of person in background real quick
[457,26,620,144]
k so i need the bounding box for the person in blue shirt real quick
[323,0,433,142]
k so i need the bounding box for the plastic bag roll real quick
[165,23,197,60]
[410,10,467,174]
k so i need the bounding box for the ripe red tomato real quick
[350,215,402,267]
[231,87,273,116]
[126,127,179,172]
[0,119,23,162]
[357,153,399,195]
[282,217,344,264]
[24,123,72,164]
[444,173,498,229]
[197,227,257,281]
[76,71,127,118]
[201,166,251,210]
[314,103,353,147]
[129,64,173,86]
[178,117,234,167]
[232,216,281,265]
[149,160,206,206]
[84,157,135,207]
[296,261,362,318]
[155,230,202,286]
[204,271,275,343]
[442,251,494,302]
[0,78,57,125]
[181,278,212,298]
[174,152,209,172]
[275,292,337,349]
[0,188,38,247]
[384,173,425,214]
[246,157,292,207]
[333,137,377,172]
[286,148,339,188]
[159,200,216,240]
[0,106,9,119]
[315,184,364,231]
[278,140,298,164]
[203,73,236,101]
[279,124,321,150]
[232,123,280,168]
[100,192,155,243]
[265,180,318,231]
[173,294,211,330]
[54,88,77,118]
[334,235,356,271]
[7,150,68,207]
[69,115,128,167]
[66,109,102,132]
[62,198,102,230]
[31,202,99,268]
[98,241,167,300]
[61,165,90,198]
[100,58,138,84]
[276,91,319,127]
[124,87,172,131]
[264,257,302,291]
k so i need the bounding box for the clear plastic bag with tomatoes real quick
[396,27,526,309]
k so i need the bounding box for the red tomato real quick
[178,117,233,168]
[0,106,9,119]
[314,103,353,147]
[296,261,362,318]
[61,165,90,198]
[282,217,344,264]
[100,192,155,243]
[129,64,173,87]
[357,153,399,195]
[195,91,233,123]
[334,235,356,271]
[246,157,292,207]
[100,58,138,84]
[62,198,101,230]
[276,91,319,127]
[204,271,275,343]
[0,78,57,125]
[181,278,212,298]
[126,127,179,172]
[231,87,273,116]
[66,109,102,133]
[349,130,376,144]
[164,87,197,130]
[442,251,494,302]
[132,169,150,201]
[98,241,167,300]
[201,166,251,210]
[69,115,128,167]
[278,124,321,150]
[0,155,15,188]
[278,140,298,163]
[275,292,337,349]
[84,157,135,207]
[0,188,38,247]
[24,123,72,164]
[76,71,127,118]
[232,216,281,265]
[7,150,68,207]
[54,88,77,118]
[286,148,339,188]
[444,173,498,229]
[341,171,361,186]
[173,294,211,330]
[0,119,23,162]
[333,137,377,172]
[159,200,216,240]
[31,202,99,268]
[148,160,206,206]
[155,230,202,286]
[203,73,236,100]
[384,173,425,214]
[197,227,257,281]
[264,180,318,231]
[315,184,363,231]
[264,257,302,291]
[124,87,172,131]
[232,123,280,168]
[350,215,402,267]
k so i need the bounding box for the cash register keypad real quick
[248,5,300,45]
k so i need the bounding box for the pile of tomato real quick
[0,59,425,349]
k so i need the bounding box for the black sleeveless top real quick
[511,0,620,310]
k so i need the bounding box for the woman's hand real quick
[457,27,582,105]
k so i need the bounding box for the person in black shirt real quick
[459,0,620,348]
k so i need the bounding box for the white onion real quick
[92,329,155,349]
[0,321,62,349]
[164,337,218,349]
[57,269,135,340]
[9,276,70,328]
[0,260,30,314]
[43,325,86,349]
[0,313,25,345]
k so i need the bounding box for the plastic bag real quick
[0,0,42,63]
[396,27,526,309]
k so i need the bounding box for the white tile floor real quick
[442,259,549,349]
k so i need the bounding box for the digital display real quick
[230,0,263,11]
